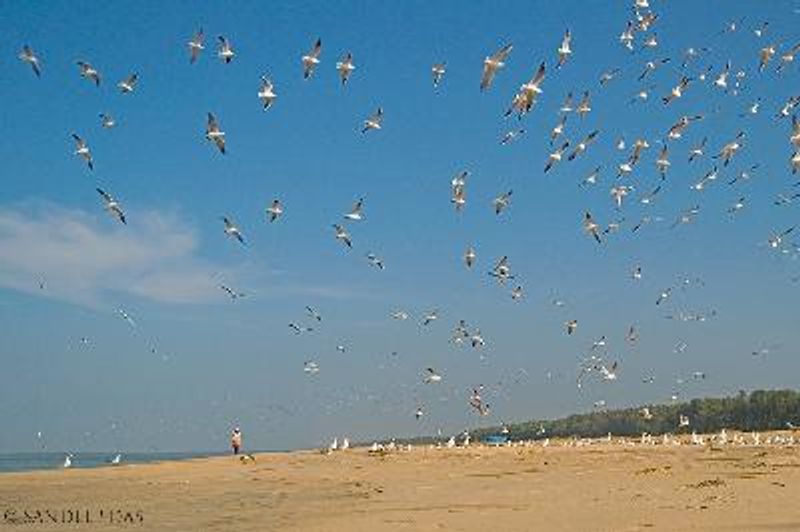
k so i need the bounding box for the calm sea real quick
[0,451,229,474]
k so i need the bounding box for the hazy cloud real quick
[0,203,232,306]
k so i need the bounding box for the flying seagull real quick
[18,45,41,77]
[205,112,226,154]
[583,211,602,243]
[432,62,446,87]
[713,131,745,166]
[306,306,323,322]
[480,43,512,91]
[663,76,692,105]
[220,285,245,300]
[96,188,126,224]
[117,73,138,93]
[217,36,235,63]
[71,134,94,170]
[336,52,355,85]
[424,367,442,383]
[493,190,513,215]
[332,224,352,248]
[266,199,283,222]
[302,38,322,79]
[565,319,578,335]
[422,310,439,326]
[99,113,116,129]
[344,198,364,221]
[366,253,385,270]
[488,255,514,283]
[505,62,546,117]
[117,308,136,328]
[362,108,383,133]
[290,323,313,335]
[222,216,246,245]
[544,141,569,173]
[188,28,205,63]
[464,246,476,268]
[567,130,599,161]
[77,61,101,86]
[257,76,277,110]
[557,29,572,68]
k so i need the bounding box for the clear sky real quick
[1,0,799,453]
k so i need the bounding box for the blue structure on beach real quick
[483,435,508,446]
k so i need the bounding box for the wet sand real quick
[1,437,799,531]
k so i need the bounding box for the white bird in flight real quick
[432,62,446,88]
[332,224,352,248]
[583,211,602,243]
[362,108,383,133]
[188,28,204,63]
[480,43,513,92]
[217,36,235,63]
[336,52,355,85]
[422,310,438,326]
[302,38,323,79]
[258,76,277,110]
[493,190,513,215]
[266,199,283,222]
[222,216,246,246]
[117,73,138,93]
[344,198,364,221]
[117,308,136,328]
[557,29,572,68]
[18,45,41,77]
[206,112,226,154]
[71,133,94,171]
[77,61,101,86]
[366,253,385,270]
[99,113,116,129]
[464,246,476,268]
[424,367,442,383]
[220,285,245,300]
[96,188,126,224]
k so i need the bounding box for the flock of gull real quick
[14,0,800,453]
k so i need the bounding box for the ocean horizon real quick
[0,451,249,474]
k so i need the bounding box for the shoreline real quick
[1,432,798,531]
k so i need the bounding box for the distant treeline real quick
[397,390,800,445]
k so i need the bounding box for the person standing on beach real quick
[231,427,243,455]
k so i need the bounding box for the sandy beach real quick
[1,436,799,531]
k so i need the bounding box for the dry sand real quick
[1,438,799,531]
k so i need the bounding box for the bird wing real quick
[96,188,113,203]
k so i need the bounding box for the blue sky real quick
[1,0,799,453]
